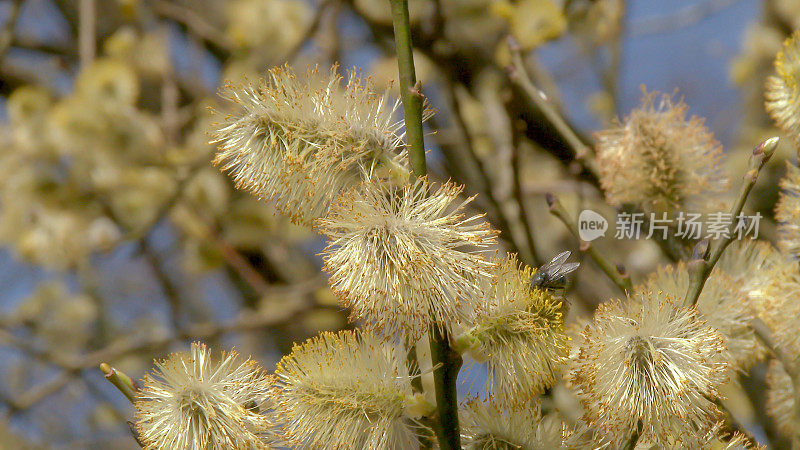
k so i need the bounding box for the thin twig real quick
[546,192,632,294]
[440,83,532,266]
[507,37,599,178]
[0,279,326,417]
[139,237,184,329]
[0,0,23,63]
[479,75,541,266]
[511,142,541,266]
[78,0,95,69]
[79,277,326,370]
[602,0,625,115]
[179,203,272,296]
[683,137,778,308]
[99,363,138,403]
[127,156,213,242]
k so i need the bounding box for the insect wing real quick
[546,251,571,269]
[546,262,580,281]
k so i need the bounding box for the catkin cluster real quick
[126,39,800,449]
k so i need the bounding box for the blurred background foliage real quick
[0,0,797,447]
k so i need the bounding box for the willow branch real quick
[390,0,426,179]
[546,192,632,294]
[507,37,600,178]
[389,1,460,448]
[683,137,778,308]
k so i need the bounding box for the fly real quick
[530,251,580,291]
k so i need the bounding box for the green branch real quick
[390,0,426,178]
[428,327,463,450]
[99,363,138,404]
[389,1,461,448]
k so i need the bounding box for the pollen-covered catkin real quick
[211,64,413,225]
[776,161,800,257]
[766,31,800,144]
[595,89,728,215]
[460,398,573,449]
[134,342,275,450]
[569,295,728,447]
[319,177,496,340]
[641,263,762,369]
[463,255,569,404]
[273,330,421,449]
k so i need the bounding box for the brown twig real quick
[280,0,334,62]
[0,0,23,64]
[0,277,326,416]
[150,0,232,53]
[439,82,534,266]
[78,0,95,69]
[546,192,632,294]
[507,37,600,179]
[511,142,541,266]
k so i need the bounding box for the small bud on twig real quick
[691,239,710,261]
[545,192,556,208]
[100,362,138,403]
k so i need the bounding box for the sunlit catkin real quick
[595,89,728,214]
[134,342,274,450]
[766,31,800,144]
[273,330,421,449]
[715,239,782,304]
[460,398,572,449]
[319,177,496,339]
[569,295,727,447]
[750,261,800,353]
[642,263,762,369]
[461,255,569,403]
[211,64,412,225]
